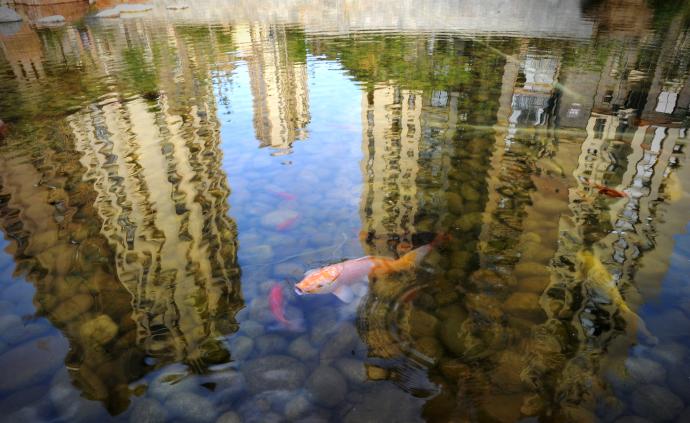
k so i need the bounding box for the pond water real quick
[1,0,690,422]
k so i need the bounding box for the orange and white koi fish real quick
[295,235,448,303]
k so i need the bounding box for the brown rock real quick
[80,315,118,345]
[480,393,524,423]
[504,292,542,319]
[517,276,550,293]
[491,351,526,393]
[51,294,93,322]
[515,261,549,277]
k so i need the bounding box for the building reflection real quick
[0,19,243,415]
[339,6,690,419]
[0,0,689,420]
[233,24,310,152]
[67,22,243,369]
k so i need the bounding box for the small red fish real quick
[273,191,296,201]
[276,216,299,231]
[269,283,291,328]
[596,186,627,198]
[584,179,628,198]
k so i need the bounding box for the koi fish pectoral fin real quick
[333,285,356,303]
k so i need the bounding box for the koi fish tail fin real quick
[397,244,433,269]
[393,233,449,270]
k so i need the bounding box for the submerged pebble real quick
[305,366,347,407]
[288,335,319,360]
[216,411,241,423]
[630,384,683,421]
[129,398,168,423]
[242,355,307,393]
[165,392,217,423]
[228,335,254,361]
[0,335,67,392]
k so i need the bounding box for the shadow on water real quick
[0,0,690,422]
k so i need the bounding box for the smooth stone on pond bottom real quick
[3,321,49,345]
[273,261,303,278]
[666,365,690,402]
[129,398,167,423]
[401,308,439,338]
[644,342,687,366]
[446,192,463,214]
[80,314,118,345]
[320,323,359,361]
[460,185,480,201]
[343,385,423,423]
[216,411,241,423]
[51,294,93,322]
[165,392,217,423]
[515,261,549,277]
[206,370,246,404]
[284,393,314,420]
[238,393,289,423]
[646,309,690,339]
[416,337,444,361]
[596,395,625,422]
[288,336,318,360]
[255,334,288,356]
[2,282,34,304]
[503,292,542,319]
[0,314,21,333]
[240,320,265,337]
[0,335,68,392]
[623,356,666,385]
[229,335,254,360]
[0,384,49,415]
[243,355,306,393]
[334,358,366,385]
[305,366,347,407]
[439,316,466,355]
[50,370,106,422]
[630,385,683,421]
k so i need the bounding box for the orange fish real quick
[584,179,628,198]
[269,283,293,328]
[594,184,628,198]
[596,185,627,198]
[276,215,299,231]
[295,234,448,303]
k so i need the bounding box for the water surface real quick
[1,1,690,422]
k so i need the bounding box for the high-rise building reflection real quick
[0,18,244,414]
[67,22,243,370]
[233,24,310,152]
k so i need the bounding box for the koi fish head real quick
[294,265,342,295]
